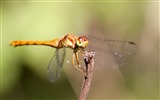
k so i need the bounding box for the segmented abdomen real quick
[10,38,63,48]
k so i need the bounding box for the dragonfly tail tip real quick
[10,41,17,47]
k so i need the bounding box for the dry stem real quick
[78,51,95,100]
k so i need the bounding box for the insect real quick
[10,34,89,82]
[10,34,138,82]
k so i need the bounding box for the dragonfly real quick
[10,34,138,82]
[10,34,89,81]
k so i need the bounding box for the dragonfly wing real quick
[57,48,66,68]
[47,48,66,82]
[106,40,138,56]
[85,34,138,68]
[106,40,138,66]
[85,37,119,68]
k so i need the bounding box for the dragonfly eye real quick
[77,36,89,48]
[79,38,82,42]
[82,36,87,41]
[78,37,83,42]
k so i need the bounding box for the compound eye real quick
[83,36,87,41]
[78,37,83,42]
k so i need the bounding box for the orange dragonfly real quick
[10,34,138,82]
[11,34,89,81]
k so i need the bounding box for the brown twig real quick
[78,51,95,100]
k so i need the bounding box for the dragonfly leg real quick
[78,49,87,63]
[72,52,86,73]
[75,52,86,73]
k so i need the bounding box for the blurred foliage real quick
[1,0,159,100]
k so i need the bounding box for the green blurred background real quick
[1,0,159,100]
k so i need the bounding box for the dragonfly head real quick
[76,36,89,49]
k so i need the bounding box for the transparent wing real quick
[85,34,138,69]
[57,48,66,68]
[47,48,66,82]
[106,39,138,66]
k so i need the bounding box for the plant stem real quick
[78,51,95,100]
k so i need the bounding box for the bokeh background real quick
[1,0,159,100]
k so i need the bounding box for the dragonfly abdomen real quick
[10,38,63,48]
